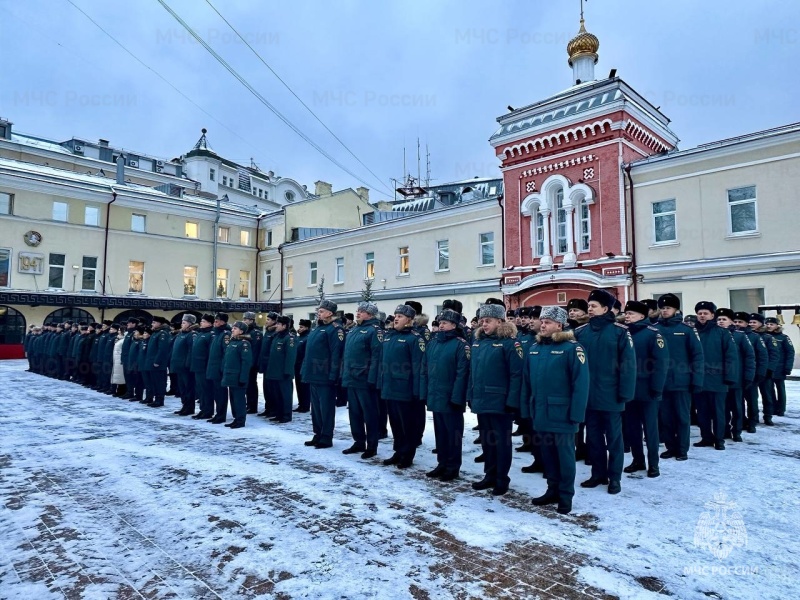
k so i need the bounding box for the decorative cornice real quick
[501,119,613,159]
[623,120,671,153]
[518,154,596,179]
[501,269,631,295]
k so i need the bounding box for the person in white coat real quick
[111,329,126,396]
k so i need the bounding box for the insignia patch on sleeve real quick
[515,341,523,359]
[377,330,384,342]
[657,337,665,349]
[577,347,586,364]
[337,330,344,341]
[464,344,471,359]
[418,339,426,352]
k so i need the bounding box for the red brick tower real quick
[490,17,679,308]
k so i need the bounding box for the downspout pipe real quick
[254,213,265,303]
[101,181,119,321]
[278,243,284,313]
[623,164,639,299]
[497,193,505,303]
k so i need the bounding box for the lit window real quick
[335,257,344,283]
[131,214,146,233]
[53,201,68,222]
[399,246,410,275]
[48,253,65,289]
[365,252,375,280]
[81,256,97,291]
[218,227,230,243]
[239,270,250,298]
[185,222,199,239]
[183,266,197,296]
[84,205,99,226]
[728,185,757,234]
[240,230,250,246]
[0,192,12,215]
[309,261,318,285]
[437,240,449,271]
[479,232,495,266]
[652,199,676,243]
[216,268,228,298]
[128,261,144,293]
[284,265,293,290]
[264,269,272,291]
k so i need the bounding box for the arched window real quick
[44,307,95,326]
[555,188,568,254]
[0,306,26,344]
[535,211,545,257]
[115,309,153,325]
[578,195,591,253]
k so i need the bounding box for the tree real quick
[361,278,375,302]
[316,275,326,304]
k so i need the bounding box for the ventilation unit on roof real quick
[156,167,163,173]
[156,160,164,167]
[74,144,83,153]
[129,160,138,168]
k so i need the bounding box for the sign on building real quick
[18,252,45,275]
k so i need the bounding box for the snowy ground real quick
[0,360,798,600]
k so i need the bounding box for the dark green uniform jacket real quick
[378,327,425,401]
[574,313,637,410]
[741,327,768,384]
[294,330,309,379]
[656,315,705,392]
[247,324,263,359]
[121,329,135,367]
[695,320,738,392]
[467,322,523,414]
[729,327,755,389]
[144,325,171,371]
[205,325,232,379]
[341,318,383,389]
[520,330,589,433]
[420,329,470,413]
[300,320,345,385]
[221,335,252,388]
[190,326,213,374]
[136,338,149,372]
[170,327,196,372]
[264,331,297,381]
[627,320,669,402]
[257,327,277,373]
[767,329,795,380]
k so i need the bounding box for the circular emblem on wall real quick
[24,231,43,247]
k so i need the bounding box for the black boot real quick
[531,490,560,506]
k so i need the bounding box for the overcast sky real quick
[1,0,798,199]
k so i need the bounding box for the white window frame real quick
[185,221,199,239]
[727,185,758,236]
[398,246,410,276]
[183,265,198,296]
[534,210,545,257]
[81,256,97,291]
[284,265,293,290]
[652,199,677,245]
[84,205,100,227]
[240,230,251,246]
[239,270,250,299]
[128,260,145,294]
[334,257,344,284]
[218,226,230,244]
[0,192,13,215]
[479,232,495,266]
[216,268,229,298]
[577,197,590,253]
[266,230,273,247]
[0,248,10,288]
[309,261,318,286]
[131,213,146,233]
[554,189,568,256]
[436,239,449,272]
[728,287,765,314]
[53,201,68,222]
[264,269,272,292]
[209,168,216,182]
[222,175,228,186]
[47,253,65,290]
[365,252,375,280]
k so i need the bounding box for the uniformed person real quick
[205,313,232,424]
[693,302,738,450]
[99,322,119,394]
[575,289,636,495]
[170,314,197,416]
[120,318,139,399]
[341,302,384,458]
[242,311,263,414]
[421,308,469,480]
[138,327,153,403]
[523,306,589,515]
[141,316,171,407]
[468,302,523,496]
[623,300,669,478]
[765,316,795,417]
[748,313,778,425]
[264,315,297,423]
[166,321,182,396]
[257,311,279,417]
[222,320,253,428]
[406,300,430,447]
[301,300,345,449]
[379,304,426,468]
[294,319,312,413]
[733,312,768,433]
[716,308,755,442]
[655,294,704,461]
[190,314,215,420]
[642,299,660,325]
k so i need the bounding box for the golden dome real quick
[567,19,599,66]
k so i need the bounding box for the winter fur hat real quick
[715,308,735,320]
[530,305,542,319]
[299,319,312,328]
[442,299,463,314]
[540,305,568,325]
[152,316,170,325]
[439,308,461,325]
[232,320,247,331]
[182,313,197,324]
[243,311,256,320]
[749,313,765,324]
[201,314,215,325]
[733,312,751,322]
[588,289,616,310]
[357,301,379,316]
[277,315,293,327]
[478,303,506,320]
[214,312,229,323]
[694,301,717,314]
[624,300,649,318]
[765,317,780,325]
[484,297,505,307]
[318,300,338,313]
[404,301,423,315]
[642,299,659,312]
[566,298,588,313]
[394,304,416,319]
[658,293,681,310]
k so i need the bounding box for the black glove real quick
[766,369,773,379]
[504,405,517,414]
[448,401,466,413]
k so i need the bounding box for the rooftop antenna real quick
[403,146,407,183]
[425,143,431,188]
[417,138,421,188]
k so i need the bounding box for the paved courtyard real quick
[1,360,798,599]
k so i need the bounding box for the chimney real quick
[314,180,333,196]
[356,186,370,203]
[116,154,126,185]
[98,139,109,148]
[0,117,12,140]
